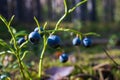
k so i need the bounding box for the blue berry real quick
[34,27,43,32]
[59,53,68,63]
[17,37,25,45]
[34,27,44,37]
[72,37,81,46]
[47,35,61,48]
[28,31,41,44]
[82,37,92,47]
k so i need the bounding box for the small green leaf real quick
[0,51,5,55]
[0,39,13,51]
[84,32,100,37]
[0,39,9,48]
[11,27,16,34]
[0,15,8,26]
[0,50,14,55]
[15,31,27,37]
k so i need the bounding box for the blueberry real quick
[72,36,81,46]
[82,37,92,47]
[59,53,68,63]
[28,31,41,44]
[34,27,44,37]
[47,35,61,48]
[17,37,25,45]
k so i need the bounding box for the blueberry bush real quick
[0,0,100,79]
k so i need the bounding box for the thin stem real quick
[34,16,40,27]
[41,28,99,37]
[103,48,119,66]
[21,51,29,60]
[51,0,68,34]
[0,15,18,51]
[16,54,26,79]
[21,62,32,80]
[68,0,87,13]
[0,15,26,78]
[43,22,48,29]
[38,36,47,78]
[34,16,41,33]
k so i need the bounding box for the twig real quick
[103,48,119,66]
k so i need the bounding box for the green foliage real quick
[0,0,100,79]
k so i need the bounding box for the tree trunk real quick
[32,0,42,21]
[47,0,52,20]
[16,0,25,22]
[0,0,8,18]
[51,0,64,21]
[72,0,87,21]
[87,0,97,21]
[7,0,17,18]
[64,0,72,22]
[36,0,42,21]
[24,0,33,22]
[103,0,115,22]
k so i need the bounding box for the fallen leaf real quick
[45,66,74,80]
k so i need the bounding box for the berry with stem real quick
[72,36,81,46]
[82,37,92,47]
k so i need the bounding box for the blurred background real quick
[0,0,120,79]
[0,0,120,48]
[0,0,120,22]
[0,0,120,47]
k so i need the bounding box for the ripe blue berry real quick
[47,35,61,48]
[17,37,25,45]
[59,53,68,63]
[72,37,81,46]
[28,31,41,44]
[34,27,43,32]
[34,27,44,37]
[82,37,92,47]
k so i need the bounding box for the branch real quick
[103,48,119,66]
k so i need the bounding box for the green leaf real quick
[15,31,27,37]
[84,32,100,37]
[0,15,8,26]
[0,50,14,55]
[0,51,5,55]
[0,39,9,48]
[0,39,13,51]
[11,27,16,34]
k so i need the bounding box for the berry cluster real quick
[72,36,92,47]
[17,27,92,63]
